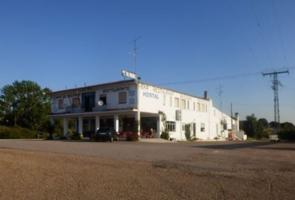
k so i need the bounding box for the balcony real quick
[65,106,82,113]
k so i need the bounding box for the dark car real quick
[94,128,118,142]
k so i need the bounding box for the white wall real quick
[51,85,137,113]
[51,81,238,141]
[94,85,137,110]
[138,83,234,141]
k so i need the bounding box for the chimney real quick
[204,90,208,99]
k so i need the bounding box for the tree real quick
[0,80,51,131]
[256,118,270,139]
[258,118,269,129]
[243,114,258,138]
[280,122,295,131]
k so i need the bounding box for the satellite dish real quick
[97,100,104,106]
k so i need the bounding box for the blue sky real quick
[0,0,294,123]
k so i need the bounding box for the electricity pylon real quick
[262,70,289,128]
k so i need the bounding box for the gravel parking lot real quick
[0,140,294,200]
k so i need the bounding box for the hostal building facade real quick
[50,79,239,141]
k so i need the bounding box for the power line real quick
[157,71,260,86]
[262,70,289,127]
[250,0,274,68]
[156,67,295,86]
[271,0,289,66]
[226,1,260,69]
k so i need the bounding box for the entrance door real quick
[185,124,191,140]
[100,118,114,129]
[83,118,95,138]
[141,117,157,137]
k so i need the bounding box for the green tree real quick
[258,118,269,129]
[244,114,258,138]
[0,80,51,131]
[280,122,295,131]
[257,118,270,139]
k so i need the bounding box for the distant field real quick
[0,140,294,200]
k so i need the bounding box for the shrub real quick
[71,132,83,140]
[160,131,169,140]
[59,135,68,140]
[126,132,138,141]
[278,130,295,141]
[0,125,37,139]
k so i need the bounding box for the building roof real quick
[138,81,208,101]
[51,79,209,101]
[51,79,136,95]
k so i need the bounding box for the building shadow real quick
[255,145,295,151]
[192,141,273,150]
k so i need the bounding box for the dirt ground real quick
[0,140,294,200]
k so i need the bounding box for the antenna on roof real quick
[130,36,141,73]
[121,69,140,81]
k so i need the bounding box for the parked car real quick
[94,128,118,142]
[269,134,280,143]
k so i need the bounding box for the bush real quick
[160,131,169,140]
[0,125,37,139]
[278,130,295,141]
[59,135,68,140]
[70,132,83,140]
[126,132,138,141]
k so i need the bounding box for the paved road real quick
[1,139,295,200]
[0,139,195,161]
[0,139,293,162]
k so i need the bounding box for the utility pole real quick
[217,84,223,111]
[230,102,233,130]
[262,70,289,128]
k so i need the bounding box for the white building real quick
[50,79,239,141]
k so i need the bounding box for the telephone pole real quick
[217,84,223,111]
[262,70,289,128]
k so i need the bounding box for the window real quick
[193,123,196,136]
[193,102,196,111]
[166,121,176,132]
[201,104,205,112]
[181,99,186,109]
[182,124,185,131]
[201,123,205,132]
[58,99,64,109]
[198,103,201,112]
[187,100,190,110]
[100,95,107,105]
[82,92,95,112]
[216,124,219,135]
[118,92,127,104]
[223,123,227,130]
[72,97,80,108]
[175,110,182,121]
[174,97,179,108]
